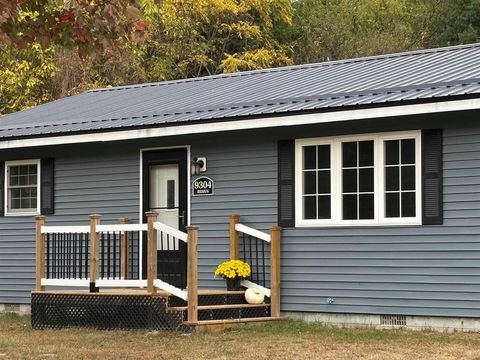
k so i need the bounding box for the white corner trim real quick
[1,98,480,150]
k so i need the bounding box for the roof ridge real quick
[88,42,480,93]
[5,81,478,133]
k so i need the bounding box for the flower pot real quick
[225,277,242,291]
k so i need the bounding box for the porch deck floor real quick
[33,288,245,297]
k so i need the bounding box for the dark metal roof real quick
[2,43,480,139]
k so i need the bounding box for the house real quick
[1,43,480,331]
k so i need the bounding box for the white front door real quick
[149,164,180,250]
[143,147,188,288]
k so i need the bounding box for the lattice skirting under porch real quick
[31,293,187,331]
[196,306,270,321]
[169,292,249,307]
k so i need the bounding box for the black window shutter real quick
[278,140,295,227]
[0,162,4,216]
[422,129,443,225]
[41,158,55,215]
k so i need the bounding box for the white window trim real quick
[295,130,422,227]
[378,131,422,225]
[4,159,41,216]
[295,137,334,226]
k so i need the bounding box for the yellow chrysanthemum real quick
[214,259,251,279]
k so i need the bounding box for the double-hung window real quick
[295,131,421,226]
[5,160,40,215]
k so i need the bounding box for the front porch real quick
[32,213,281,331]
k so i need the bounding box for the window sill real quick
[5,211,40,217]
[294,220,422,228]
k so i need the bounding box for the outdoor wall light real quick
[191,157,207,175]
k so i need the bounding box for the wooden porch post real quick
[35,215,46,292]
[146,212,158,294]
[270,225,282,318]
[119,217,130,280]
[89,214,101,293]
[186,226,199,323]
[229,214,240,260]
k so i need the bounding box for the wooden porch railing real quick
[89,214,101,292]
[35,213,199,321]
[229,214,281,318]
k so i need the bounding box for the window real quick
[5,160,40,215]
[342,140,374,220]
[302,144,331,220]
[384,139,416,218]
[295,131,421,226]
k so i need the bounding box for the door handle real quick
[177,211,186,226]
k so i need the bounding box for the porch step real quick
[186,317,285,333]
[168,303,270,312]
[197,290,246,295]
[187,316,284,325]
[171,302,270,321]
[168,290,250,307]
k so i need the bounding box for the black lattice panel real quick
[168,296,187,307]
[199,293,248,306]
[169,292,249,308]
[197,306,270,321]
[31,293,185,331]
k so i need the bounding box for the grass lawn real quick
[1,314,480,359]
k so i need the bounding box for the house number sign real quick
[192,176,214,196]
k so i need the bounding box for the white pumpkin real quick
[244,288,265,304]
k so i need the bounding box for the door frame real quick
[139,145,191,279]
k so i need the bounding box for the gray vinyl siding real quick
[192,127,480,318]
[2,125,480,319]
[0,148,139,304]
[192,138,277,289]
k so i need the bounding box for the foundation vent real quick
[4,304,20,313]
[380,314,407,326]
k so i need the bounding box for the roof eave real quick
[1,97,480,150]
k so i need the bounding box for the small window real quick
[384,139,416,218]
[5,160,40,215]
[295,131,421,226]
[341,140,374,220]
[302,144,331,220]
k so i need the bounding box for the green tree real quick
[142,0,294,80]
[428,0,480,45]
[0,36,148,115]
[1,0,295,115]
[0,43,55,114]
[291,0,437,63]
[4,0,480,117]
[50,44,147,100]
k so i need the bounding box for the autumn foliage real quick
[1,0,480,116]
[0,0,148,53]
